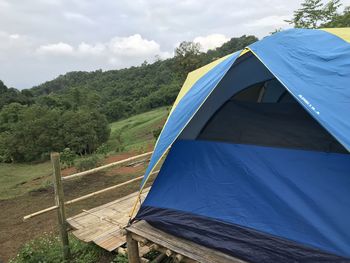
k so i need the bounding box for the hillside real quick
[30,35,258,119]
[0,35,257,163]
[0,107,168,200]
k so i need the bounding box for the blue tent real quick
[133,28,350,262]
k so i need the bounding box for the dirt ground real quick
[0,153,151,262]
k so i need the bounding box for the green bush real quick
[60,148,77,168]
[10,233,105,263]
[96,143,110,157]
[74,155,101,172]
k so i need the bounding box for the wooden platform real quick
[67,188,149,251]
[127,220,246,263]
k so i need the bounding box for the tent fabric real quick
[169,54,232,115]
[134,28,350,261]
[178,52,274,140]
[140,51,240,187]
[249,28,350,152]
[322,28,350,43]
[137,208,346,263]
[140,28,350,188]
[136,140,350,260]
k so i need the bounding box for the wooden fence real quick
[23,151,153,260]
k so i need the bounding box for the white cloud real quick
[2,0,350,88]
[193,34,230,52]
[108,34,161,57]
[77,42,105,55]
[37,42,74,55]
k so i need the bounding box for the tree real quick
[0,105,110,162]
[175,41,201,57]
[174,41,203,80]
[322,6,350,27]
[286,0,341,28]
[0,80,7,94]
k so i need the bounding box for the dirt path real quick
[0,155,150,262]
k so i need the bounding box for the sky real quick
[0,0,349,89]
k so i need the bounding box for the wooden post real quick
[51,152,70,260]
[126,232,140,263]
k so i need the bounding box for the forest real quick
[0,0,349,163]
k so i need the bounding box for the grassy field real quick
[0,107,168,200]
[109,106,169,152]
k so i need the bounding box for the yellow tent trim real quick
[322,28,350,43]
[169,54,232,115]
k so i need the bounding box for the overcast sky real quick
[1,0,349,89]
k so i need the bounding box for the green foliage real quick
[286,0,342,28]
[111,254,128,263]
[10,233,106,263]
[0,80,33,110]
[174,41,203,79]
[60,148,77,168]
[322,6,350,27]
[0,34,258,163]
[29,35,257,122]
[0,104,110,162]
[96,143,110,157]
[75,154,102,172]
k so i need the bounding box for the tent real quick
[133,28,350,262]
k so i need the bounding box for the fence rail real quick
[22,150,155,260]
[62,151,153,181]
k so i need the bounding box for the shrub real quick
[96,143,109,157]
[74,155,101,172]
[60,148,76,168]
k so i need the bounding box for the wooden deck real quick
[126,220,246,263]
[67,188,149,251]
[68,188,246,262]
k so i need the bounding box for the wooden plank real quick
[67,187,151,251]
[93,231,126,251]
[127,220,246,263]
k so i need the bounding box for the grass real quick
[9,233,118,263]
[0,161,52,200]
[0,107,168,200]
[108,107,169,152]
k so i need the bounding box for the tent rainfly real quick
[132,28,350,262]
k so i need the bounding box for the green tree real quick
[174,41,203,79]
[286,0,341,28]
[322,6,350,27]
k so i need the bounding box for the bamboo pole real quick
[62,151,153,181]
[23,170,159,221]
[51,152,71,260]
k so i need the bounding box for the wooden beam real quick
[51,152,71,260]
[127,220,246,263]
[62,151,153,181]
[126,232,140,263]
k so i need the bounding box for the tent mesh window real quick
[198,79,348,153]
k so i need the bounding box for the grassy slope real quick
[0,107,168,200]
[109,106,169,152]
